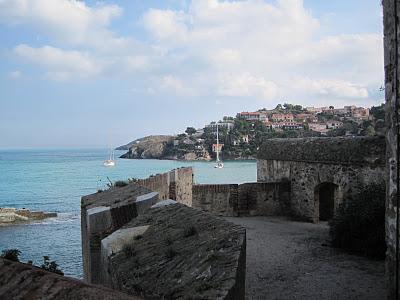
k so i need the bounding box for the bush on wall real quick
[329,183,386,259]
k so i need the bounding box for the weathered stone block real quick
[106,203,246,300]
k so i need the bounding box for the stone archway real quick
[314,182,339,221]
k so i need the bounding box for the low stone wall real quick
[102,203,246,299]
[192,182,290,217]
[0,258,142,300]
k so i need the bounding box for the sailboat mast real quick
[216,123,220,162]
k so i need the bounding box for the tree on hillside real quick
[370,104,385,120]
[185,127,196,135]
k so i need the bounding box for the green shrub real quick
[1,249,21,262]
[40,256,64,275]
[114,180,128,187]
[329,183,386,259]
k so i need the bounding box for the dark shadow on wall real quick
[315,182,339,221]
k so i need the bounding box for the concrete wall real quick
[192,182,290,217]
[258,159,385,222]
[383,0,399,298]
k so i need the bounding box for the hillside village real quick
[119,103,385,161]
[156,103,384,160]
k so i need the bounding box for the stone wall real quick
[102,203,246,299]
[0,258,143,300]
[258,136,385,166]
[192,182,290,217]
[257,137,386,222]
[258,159,385,222]
[136,167,193,206]
[81,183,158,284]
[383,0,399,298]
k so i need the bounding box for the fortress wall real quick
[135,167,193,205]
[174,167,193,206]
[0,258,143,300]
[192,184,239,216]
[383,0,399,297]
[258,136,386,166]
[104,204,246,299]
[81,184,158,284]
[192,182,290,217]
[257,136,386,222]
[258,160,385,222]
[135,172,170,200]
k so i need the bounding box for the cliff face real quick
[119,135,174,159]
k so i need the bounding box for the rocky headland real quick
[0,208,57,226]
[118,135,212,161]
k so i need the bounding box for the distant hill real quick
[118,135,174,159]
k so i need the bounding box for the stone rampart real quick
[257,137,386,222]
[0,258,142,300]
[192,182,290,217]
[135,167,193,206]
[81,183,158,284]
[258,136,385,166]
[102,203,246,299]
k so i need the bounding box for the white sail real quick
[104,147,115,167]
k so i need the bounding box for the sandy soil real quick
[226,216,386,300]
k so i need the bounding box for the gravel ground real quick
[226,216,386,300]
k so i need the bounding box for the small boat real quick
[214,123,224,169]
[104,148,115,167]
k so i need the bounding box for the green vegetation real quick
[1,249,64,275]
[329,184,386,259]
[41,256,64,275]
[1,249,21,262]
[114,180,128,187]
[162,103,383,160]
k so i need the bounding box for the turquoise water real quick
[0,149,256,278]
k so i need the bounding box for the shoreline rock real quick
[0,208,57,226]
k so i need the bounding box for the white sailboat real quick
[104,148,115,167]
[214,123,224,169]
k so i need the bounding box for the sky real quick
[0,0,385,148]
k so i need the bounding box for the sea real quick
[0,149,256,278]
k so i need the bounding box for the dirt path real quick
[226,217,386,300]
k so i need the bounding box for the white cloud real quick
[0,0,125,51]
[217,73,278,100]
[159,75,195,96]
[8,70,22,79]
[14,44,101,79]
[293,78,369,99]
[138,0,382,106]
[1,0,384,106]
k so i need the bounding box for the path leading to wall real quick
[226,217,386,300]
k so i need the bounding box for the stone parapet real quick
[81,183,158,284]
[258,136,385,166]
[0,258,142,300]
[104,203,246,299]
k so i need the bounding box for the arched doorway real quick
[314,182,339,221]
